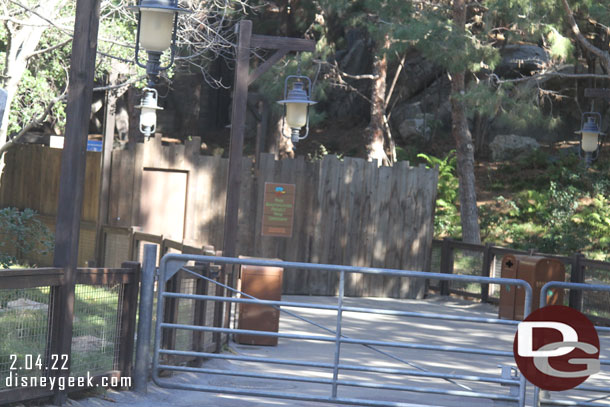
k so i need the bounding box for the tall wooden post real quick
[219,21,315,348]
[51,0,101,403]
[222,20,252,259]
[221,21,315,259]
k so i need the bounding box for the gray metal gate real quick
[533,281,610,407]
[141,252,534,407]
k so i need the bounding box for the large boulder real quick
[490,134,540,161]
[495,45,549,78]
[391,102,431,143]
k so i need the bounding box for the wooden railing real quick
[0,263,139,404]
[431,238,610,313]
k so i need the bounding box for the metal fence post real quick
[133,244,158,393]
[569,253,584,311]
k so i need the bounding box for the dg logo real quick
[513,305,600,391]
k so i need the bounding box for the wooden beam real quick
[248,48,289,86]
[51,0,101,403]
[250,34,315,52]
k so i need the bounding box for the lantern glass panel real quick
[581,131,599,153]
[286,103,308,129]
[139,9,174,52]
[140,107,158,129]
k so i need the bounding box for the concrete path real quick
[60,295,610,407]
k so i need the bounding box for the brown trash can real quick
[499,255,565,320]
[235,262,283,346]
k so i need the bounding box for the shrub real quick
[0,208,53,268]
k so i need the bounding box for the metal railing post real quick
[133,244,158,393]
[331,270,345,399]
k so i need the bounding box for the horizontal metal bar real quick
[573,384,610,393]
[160,323,336,342]
[336,379,519,401]
[161,292,519,326]
[540,281,610,308]
[339,337,513,357]
[159,364,516,401]
[158,349,336,369]
[337,363,517,385]
[160,253,534,288]
[150,379,454,407]
[157,350,515,385]
[157,364,334,385]
[540,399,610,407]
[161,323,512,357]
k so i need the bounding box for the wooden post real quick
[117,261,141,378]
[50,0,101,403]
[95,71,120,265]
[480,243,492,302]
[439,238,453,296]
[222,20,252,259]
[221,21,315,260]
[569,253,584,311]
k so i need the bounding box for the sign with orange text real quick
[262,183,296,237]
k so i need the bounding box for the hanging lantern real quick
[277,75,317,143]
[135,88,163,139]
[130,0,191,81]
[575,112,604,165]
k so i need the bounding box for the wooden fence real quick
[429,238,610,321]
[105,138,439,298]
[1,140,439,299]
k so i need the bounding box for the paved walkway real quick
[60,295,610,407]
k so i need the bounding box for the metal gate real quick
[533,281,610,407]
[144,252,534,407]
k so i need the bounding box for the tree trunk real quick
[366,36,390,166]
[270,111,295,160]
[451,0,481,244]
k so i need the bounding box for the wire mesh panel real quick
[449,249,483,295]
[175,278,197,351]
[70,284,122,376]
[0,287,51,389]
[103,231,132,268]
[583,265,610,319]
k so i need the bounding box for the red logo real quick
[513,305,600,391]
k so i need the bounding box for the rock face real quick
[490,134,540,161]
[391,102,431,143]
[495,45,549,78]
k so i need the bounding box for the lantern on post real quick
[575,112,604,166]
[130,0,191,137]
[277,75,317,143]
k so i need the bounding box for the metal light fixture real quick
[130,0,190,84]
[277,75,317,143]
[575,112,604,166]
[135,88,163,139]
[130,0,190,138]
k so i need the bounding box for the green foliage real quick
[0,208,53,268]
[418,151,461,238]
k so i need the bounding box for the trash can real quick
[499,255,565,320]
[235,262,283,346]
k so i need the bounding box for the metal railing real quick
[143,253,533,407]
[534,281,610,407]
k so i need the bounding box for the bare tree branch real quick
[561,0,610,73]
